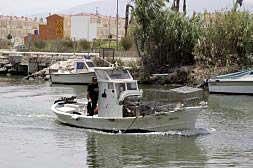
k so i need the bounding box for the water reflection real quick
[208,94,253,121]
[203,94,253,167]
[52,123,88,167]
[86,133,207,168]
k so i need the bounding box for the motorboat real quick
[208,70,253,94]
[52,67,207,132]
[50,57,95,84]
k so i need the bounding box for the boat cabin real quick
[94,67,142,118]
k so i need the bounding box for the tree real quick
[233,0,244,11]
[7,34,12,40]
[171,0,186,14]
[133,0,199,73]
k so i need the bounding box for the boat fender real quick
[102,89,107,98]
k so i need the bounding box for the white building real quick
[71,14,97,41]
[71,13,125,41]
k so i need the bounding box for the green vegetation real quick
[26,39,126,52]
[132,0,253,77]
[120,36,133,51]
[33,40,46,50]
[77,39,90,51]
[0,39,10,49]
[133,0,200,73]
[194,12,253,68]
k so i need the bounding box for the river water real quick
[0,76,252,168]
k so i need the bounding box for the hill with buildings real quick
[32,0,131,18]
[61,0,130,17]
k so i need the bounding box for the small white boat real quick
[208,70,253,94]
[52,67,207,132]
[50,57,95,84]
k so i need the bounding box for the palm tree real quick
[233,0,243,11]
[183,0,186,14]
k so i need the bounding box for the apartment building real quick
[0,15,42,45]
[71,13,125,41]
[96,14,125,40]
[24,13,125,43]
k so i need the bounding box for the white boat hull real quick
[208,80,253,94]
[51,103,206,132]
[51,72,95,84]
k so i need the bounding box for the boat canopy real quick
[94,67,133,82]
[95,67,142,118]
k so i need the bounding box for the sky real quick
[0,0,252,16]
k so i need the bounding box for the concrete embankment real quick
[0,51,99,76]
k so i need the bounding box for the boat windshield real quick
[86,62,95,67]
[108,69,131,79]
[127,82,137,90]
[116,83,126,98]
[76,62,85,69]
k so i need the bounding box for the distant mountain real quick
[31,0,131,18]
[61,0,130,17]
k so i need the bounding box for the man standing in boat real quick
[87,77,99,116]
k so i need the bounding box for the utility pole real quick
[116,0,119,51]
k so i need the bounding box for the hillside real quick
[61,0,130,17]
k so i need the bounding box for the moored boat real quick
[208,70,253,94]
[52,67,207,132]
[50,57,96,84]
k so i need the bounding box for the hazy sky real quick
[0,0,252,16]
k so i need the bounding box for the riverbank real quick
[135,65,243,87]
[0,50,245,87]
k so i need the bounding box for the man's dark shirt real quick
[87,83,99,101]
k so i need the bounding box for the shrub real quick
[78,39,90,51]
[120,36,133,51]
[0,39,9,49]
[194,11,253,67]
[33,40,46,50]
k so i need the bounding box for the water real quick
[0,76,253,168]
